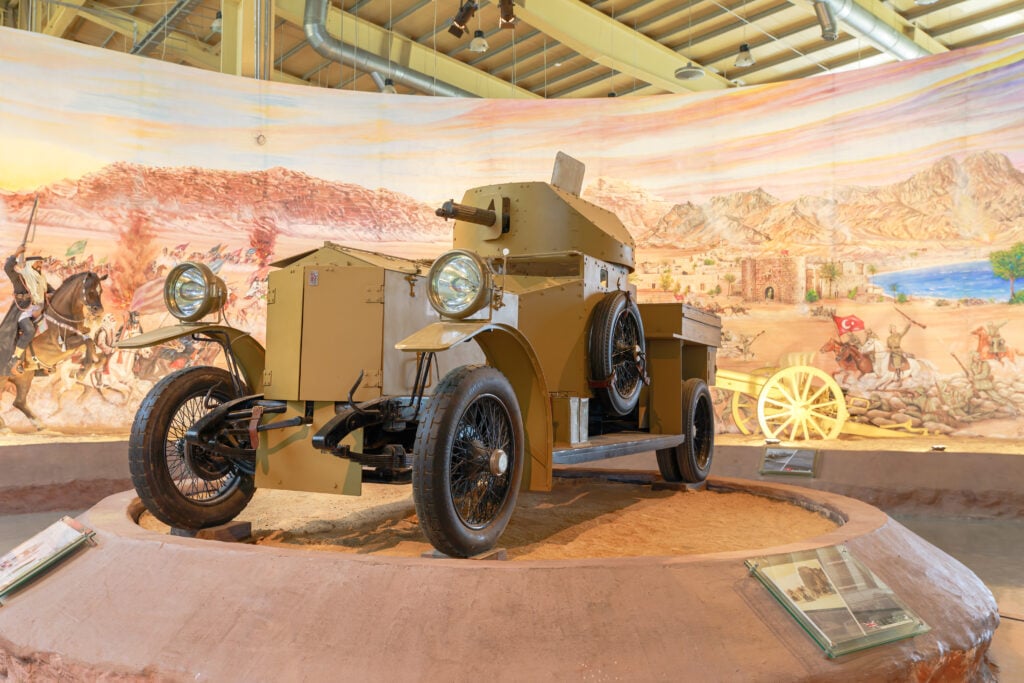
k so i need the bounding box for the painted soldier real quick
[886,322,911,380]
[4,244,55,372]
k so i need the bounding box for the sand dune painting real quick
[1,27,1023,440]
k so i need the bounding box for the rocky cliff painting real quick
[1,27,1023,441]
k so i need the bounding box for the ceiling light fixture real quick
[448,1,477,38]
[914,0,940,4]
[469,29,489,53]
[814,1,838,41]
[734,43,755,68]
[498,0,517,29]
[382,77,397,94]
[676,3,704,81]
[210,10,222,34]
[674,62,704,80]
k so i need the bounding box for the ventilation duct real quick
[303,0,476,98]
[816,0,930,61]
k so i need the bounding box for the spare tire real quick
[589,290,646,417]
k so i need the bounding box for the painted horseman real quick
[2,244,55,374]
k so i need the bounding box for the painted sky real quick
[1,28,1022,205]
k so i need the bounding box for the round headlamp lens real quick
[164,262,226,322]
[428,251,488,318]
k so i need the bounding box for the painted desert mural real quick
[1,27,1024,443]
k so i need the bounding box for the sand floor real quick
[138,476,838,560]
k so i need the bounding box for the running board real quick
[552,432,685,466]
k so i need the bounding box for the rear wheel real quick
[589,291,646,417]
[413,365,524,558]
[129,366,255,529]
[656,378,715,483]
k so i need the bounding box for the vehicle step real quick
[552,432,685,465]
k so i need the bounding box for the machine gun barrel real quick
[435,200,496,227]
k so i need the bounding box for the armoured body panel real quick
[263,243,484,403]
[508,253,632,397]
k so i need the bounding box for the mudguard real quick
[397,321,554,492]
[116,323,265,393]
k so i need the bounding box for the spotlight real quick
[382,77,397,94]
[814,1,838,41]
[448,1,477,38]
[734,43,755,68]
[499,0,517,28]
[210,10,222,34]
[468,29,489,53]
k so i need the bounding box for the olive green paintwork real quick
[115,323,265,394]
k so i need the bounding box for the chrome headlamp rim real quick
[426,249,490,320]
[163,261,227,322]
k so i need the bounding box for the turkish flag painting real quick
[832,315,865,334]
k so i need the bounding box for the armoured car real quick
[119,153,721,558]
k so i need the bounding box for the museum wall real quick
[1,27,1023,440]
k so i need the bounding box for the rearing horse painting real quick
[0,270,107,430]
[819,337,874,381]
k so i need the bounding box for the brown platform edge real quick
[0,479,998,682]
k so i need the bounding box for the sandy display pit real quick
[139,475,839,560]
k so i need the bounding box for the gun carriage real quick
[120,154,722,558]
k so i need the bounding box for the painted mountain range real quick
[628,151,1024,261]
[2,151,1022,262]
[0,163,450,243]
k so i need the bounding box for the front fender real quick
[116,323,265,393]
[398,322,553,492]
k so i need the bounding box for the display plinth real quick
[0,477,997,681]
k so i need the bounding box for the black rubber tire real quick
[129,366,255,530]
[413,365,524,558]
[656,446,684,482]
[659,378,715,483]
[589,291,646,417]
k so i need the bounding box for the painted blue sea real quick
[871,261,1016,300]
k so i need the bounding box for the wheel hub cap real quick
[489,448,508,476]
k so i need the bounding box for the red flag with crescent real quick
[832,314,864,335]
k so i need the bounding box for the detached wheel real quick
[656,378,715,483]
[129,366,255,529]
[589,291,646,417]
[413,365,524,558]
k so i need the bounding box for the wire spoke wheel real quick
[414,365,524,558]
[589,291,647,417]
[129,366,255,529]
[657,378,716,483]
[164,394,238,504]
[449,395,514,528]
[756,366,848,441]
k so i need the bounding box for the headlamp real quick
[163,262,227,322]
[427,250,490,319]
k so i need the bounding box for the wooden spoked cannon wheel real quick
[754,366,848,441]
[716,365,849,440]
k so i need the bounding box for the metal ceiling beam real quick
[76,3,305,84]
[514,0,733,92]
[279,0,539,98]
[928,3,1023,38]
[41,0,87,37]
[129,0,203,55]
